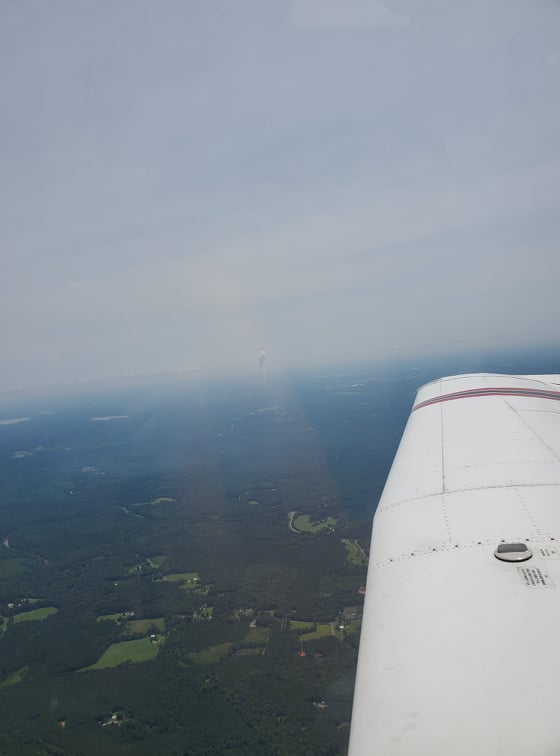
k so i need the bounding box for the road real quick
[288,511,299,533]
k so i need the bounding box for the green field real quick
[96,612,124,622]
[161,571,204,592]
[124,617,165,636]
[300,623,333,641]
[190,642,232,665]
[162,571,200,584]
[290,619,315,632]
[341,539,368,566]
[293,515,337,534]
[1,666,27,687]
[82,636,163,670]
[0,615,7,637]
[147,554,166,568]
[335,620,361,639]
[13,606,58,623]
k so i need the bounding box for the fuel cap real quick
[494,542,533,562]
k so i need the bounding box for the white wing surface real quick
[349,373,560,756]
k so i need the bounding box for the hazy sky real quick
[1,0,559,390]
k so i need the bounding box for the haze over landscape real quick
[1,3,560,753]
[0,348,555,755]
[2,0,560,392]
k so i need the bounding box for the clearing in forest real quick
[123,618,165,636]
[292,514,337,534]
[334,620,361,639]
[290,619,315,632]
[300,623,334,641]
[190,642,232,665]
[162,572,200,585]
[13,606,58,623]
[341,539,368,566]
[96,612,125,622]
[82,636,164,670]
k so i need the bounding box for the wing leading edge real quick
[349,373,560,756]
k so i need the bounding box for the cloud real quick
[290,0,410,29]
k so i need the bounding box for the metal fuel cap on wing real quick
[494,543,533,562]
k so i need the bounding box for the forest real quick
[0,349,546,754]
[0,366,406,755]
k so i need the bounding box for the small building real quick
[343,606,362,622]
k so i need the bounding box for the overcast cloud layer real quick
[1,0,559,390]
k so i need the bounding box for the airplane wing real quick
[349,373,560,756]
